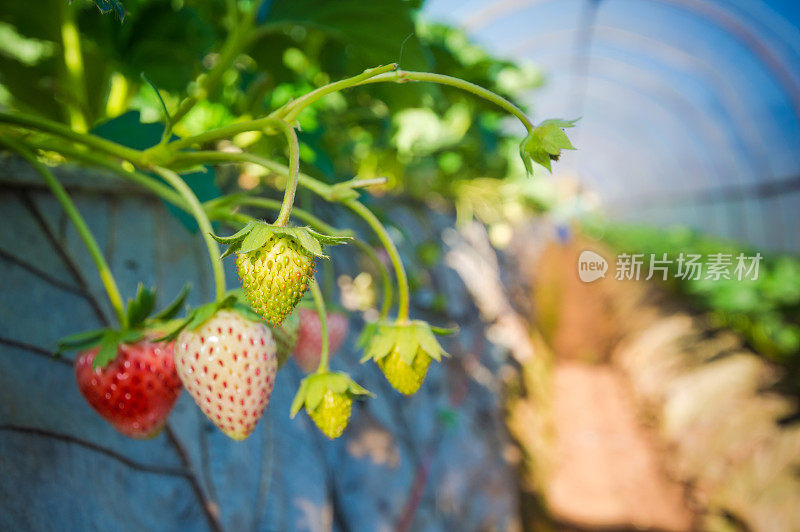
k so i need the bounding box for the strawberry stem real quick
[3,138,127,327]
[175,151,396,318]
[310,279,330,373]
[356,70,534,132]
[275,63,398,123]
[344,199,410,322]
[154,167,226,301]
[0,111,146,164]
[163,66,534,156]
[159,64,398,153]
[272,120,299,227]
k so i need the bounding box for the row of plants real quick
[0,0,574,441]
[595,222,800,392]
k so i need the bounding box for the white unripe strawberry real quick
[175,310,277,440]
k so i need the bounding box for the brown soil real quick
[534,241,694,531]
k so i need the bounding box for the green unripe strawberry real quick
[291,371,371,439]
[237,235,315,325]
[376,348,432,395]
[308,389,353,439]
[212,222,350,326]
[359,320,453,396]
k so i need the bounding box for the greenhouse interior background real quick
[427,0,800,252]
[0,0,799,531]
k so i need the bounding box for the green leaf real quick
[152,284,191,321]
[92,112,221,231]
[263,0,427,71]
[89,0,125,21]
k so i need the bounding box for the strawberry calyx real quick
[211,220,351,260]
[358,319,454,365]
[290,371,372,438]
[358,319,456,395]
[213,221,351,325]
[156,289,261,342]
[57,283,190,369]
[519,118,578,174]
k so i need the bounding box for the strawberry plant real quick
[0,0,574,440]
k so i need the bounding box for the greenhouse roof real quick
[425,0,800,251]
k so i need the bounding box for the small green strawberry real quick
[212,221,350,325]
[376,348,432,395]
[290,371,371,439]
[237,234,314,324]
[359,320,454,395]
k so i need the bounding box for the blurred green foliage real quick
[0,0,544,203]
[599,223,800,390]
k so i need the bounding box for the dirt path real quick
[545,360,693,530]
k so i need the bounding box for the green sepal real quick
[290,371,373,418]
[57,283,191,367]
[56,328,107,356]
[430,324,459,336]
[126,283,157,329]
[155,290,262,342]
[210,221,257,245]
[57,328,144,369]
[89,0,125,21]
[93,329,144,369]
[151,284,191,321]
[358,320,449,365]
[519,118,578,174]
[211,221,351,261]
[123,283,192,329]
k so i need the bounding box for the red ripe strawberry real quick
[293,307,349,373]
[175,310,277,440]
[74,340,182,438]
